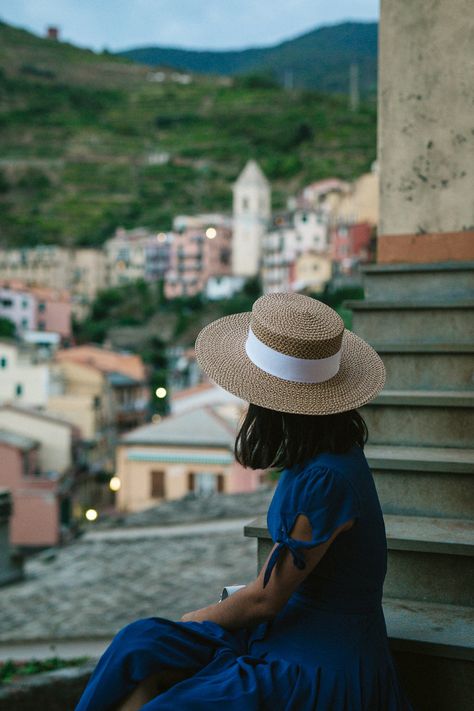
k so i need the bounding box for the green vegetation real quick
[0,317,15,338]
[0,21,376,249]
[0,657,89,685]
[119,22,378,94]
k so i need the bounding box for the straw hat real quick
[195,292,385,415]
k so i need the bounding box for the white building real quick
[232,161,271,277]
[205,275,245,300]
[261,208,330,293]
[0,340,57,407]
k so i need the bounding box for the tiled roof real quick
[122,406,235,448]
[0,429,38,451]
[56,346,146,381]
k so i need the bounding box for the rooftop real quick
[122,406,235,448]
[56,346,146,381]
[0,489,272,643]
[0,429,38,452]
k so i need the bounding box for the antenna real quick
[284,69,294,91]
[349,63,360,111]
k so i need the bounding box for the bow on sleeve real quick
[262,529,307,588]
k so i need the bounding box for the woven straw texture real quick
[195,293,386,416]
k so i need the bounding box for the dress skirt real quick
[75,594,413,711]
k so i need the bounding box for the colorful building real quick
[116,406,264,513]
[105,227,171,286]
[0,247,106,320]
[0,339,56,407]
[50,346,149,469]
[0,430,62,547]
[165,214,232,299]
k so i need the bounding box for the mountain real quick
[0,20,376,249]
[118,22,378,94]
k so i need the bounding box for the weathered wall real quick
[378,0,474,262]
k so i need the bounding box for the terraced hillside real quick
[0,21,376,248]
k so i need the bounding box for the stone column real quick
[378,0,474,263]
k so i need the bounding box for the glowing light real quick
[152,414,162,424]
[85,508,98,522]
[206,227,217,239]
[155,387,167,399]
[157,232,167,243]
[109,476,121,492]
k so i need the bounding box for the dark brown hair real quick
[234,403,368,471]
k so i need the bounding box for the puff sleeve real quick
[263,465,361,587]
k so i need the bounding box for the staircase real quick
[244,261,474,711]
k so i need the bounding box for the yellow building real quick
[48,348,149,471]
[293,252,333,293]
[116,406,259,513]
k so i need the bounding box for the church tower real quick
[232,160,271,277]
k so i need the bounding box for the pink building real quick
[331,222,374,272]
[31,286,72,340]
[0,430,62,547]
[165,215,232,299]
[0,282,72,341]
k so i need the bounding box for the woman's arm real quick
[180,514,354,630]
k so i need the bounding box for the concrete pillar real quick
[378,0,474,263]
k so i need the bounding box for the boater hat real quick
[195,292,386,416]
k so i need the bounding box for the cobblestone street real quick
[0,490,273,645]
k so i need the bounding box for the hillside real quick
[0,21,376,249]
[118,22,378,94]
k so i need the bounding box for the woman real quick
[76,293,414,710]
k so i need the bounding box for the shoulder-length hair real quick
[234,403,368,471]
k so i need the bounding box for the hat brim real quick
[195,311,386,415]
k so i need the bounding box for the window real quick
[0,357,7,369]
[38,302,46,312]
[15,383,23,397]
[150,470,165,498]
[217,474,225,493]
[188,472,195,492]
[38,320,46,331]
[22,299,29,309]
[21,318,28,329]
[242,197,249,211]
[0,298,13,308]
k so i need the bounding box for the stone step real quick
[385,597,474,711]
[365,444,474,519]
[244,514,474,607]
[360,260,474,303]
[345,300,474,346]
[384,516,474,607]
[361,390,474,448]
[371,344,474,391]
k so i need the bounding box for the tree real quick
[0,317,15,338]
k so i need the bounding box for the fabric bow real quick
[262,533,307,588]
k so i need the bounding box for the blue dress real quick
[75,444,414,710]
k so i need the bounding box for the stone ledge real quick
[345,299,474,310]
[369,390,474,407]
[244,514,474,556]
[361,261,474,274]
[368,343,474,353]
[0,661,95,711]
[364,444,474,473]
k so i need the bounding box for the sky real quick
[0,0,379,52]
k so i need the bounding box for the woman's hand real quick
[180,610,202,623]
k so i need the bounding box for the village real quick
[0,159,378,552]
